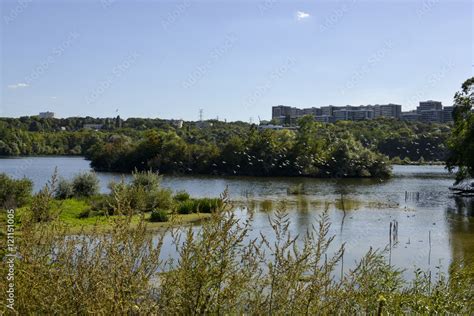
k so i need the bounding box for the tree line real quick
[0,114,453,178]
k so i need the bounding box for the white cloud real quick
[296,11,310,21]
[51,96,57,99]
[8,82,29,89]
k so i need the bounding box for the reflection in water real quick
[259,200,273,212]
[448,195,474,217]
[447,196,474,263]
[296,196,309,213]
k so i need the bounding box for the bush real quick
[177,200,196,214]
[391,156,402,164]
[149,209,169,222]
[150,188,174,211]
[88,194,113,215]
[77,208,91,219]
[107,174,174,214]
[131,170,161,191]
[195,198,222,213]
[55,178,74,199]
[174,191,190,202]
[72,172,99,197]
[29,176,57,223]
[0,173,33,208]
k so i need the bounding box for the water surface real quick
[1,156,473,277]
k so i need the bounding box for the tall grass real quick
[1,190,473,314]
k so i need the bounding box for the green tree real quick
[446,77,474,183]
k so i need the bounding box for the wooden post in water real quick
[340,193,347,233]
[389,221,392,265]
[428,230,432,266]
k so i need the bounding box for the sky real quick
[0,0,472,122]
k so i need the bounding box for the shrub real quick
[131,170,161,191]
[195,197,222,213]
[391,156,402,164]
[72,172,99,197]
[0,173,33,208]
[88,194,114,215]
[177,200,196,214]
[55,178,74,199]
[174,191,190,202]
[29,175,58,223]
[107,172,175,214]
[150,188,174,211]
[149,209,169,222]
[77,208,91,219]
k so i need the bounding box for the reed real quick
[1,189,473,314]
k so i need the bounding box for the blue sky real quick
[1,0,472,121]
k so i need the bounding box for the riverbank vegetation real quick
[0,171,214,232]
[1,192,472,314]
[0,115,450,177]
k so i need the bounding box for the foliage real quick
[55,178,75,199]
[177,199,197,214]
[86,119,395,178]
[149,209,169,222]
[28,174,58,222]
[131,169,162,190]
[0,173,32,208]
[72,172,99,197]
[1,196,472,314]
[174,191,190,202]
[107,171,173,214]
[194,197,222,213]
[446,77,474,183]
[176,198,222,214]
[0,116,451,177]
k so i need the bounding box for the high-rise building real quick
[321,105,336,116]
[272,105,291,119]
[374,104,401,119]
[442,106,454,123]
[271,100,450,125]
[417,100,442,113]
[419,110,442,123]
[400,111,420,121]
[415,100,443,123]
[333,108,374,121]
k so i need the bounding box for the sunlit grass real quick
[12,198,211,234]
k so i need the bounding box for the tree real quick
[446,77,474,183]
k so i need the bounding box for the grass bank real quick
[12,198,211,233]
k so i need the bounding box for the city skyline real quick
[1,0,472,121]
[271,99,454,124]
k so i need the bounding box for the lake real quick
[1,156,473,278]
